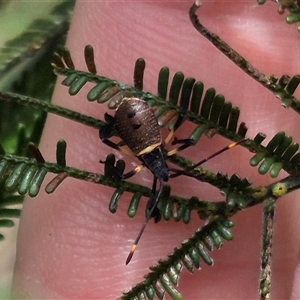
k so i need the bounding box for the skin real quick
[11,1,300,299]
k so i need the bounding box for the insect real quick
[100,97,247,264]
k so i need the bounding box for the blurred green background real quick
[0,1,75,298]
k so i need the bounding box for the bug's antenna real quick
[126,179,164,265]
[170,138,248,178]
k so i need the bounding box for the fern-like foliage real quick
[0,1,299,299]
[250,131,300,177]
[257,0,300,32]
[189,3,300,114]
[2,42,300,298]
[48,47,300,299]
[53,45,247,146]
[120,217,234,300]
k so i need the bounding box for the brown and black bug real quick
[100,97,247,264]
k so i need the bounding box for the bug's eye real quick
[132,123,142,130]
[127,111,136,118]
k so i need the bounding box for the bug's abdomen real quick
[115,98,161,155]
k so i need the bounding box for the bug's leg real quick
[126,179,164,265]
[167,138,195,157]
[146,176,161,223]
[100,113,144,179]
[100,157,144,180]
[99,113,119,149]
[170,138,248,178]
[164,113,185,145]
[122,164,144,179]
[164,113,195,155]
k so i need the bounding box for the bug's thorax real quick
[114,98,162,155]
[139,146,169,182]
